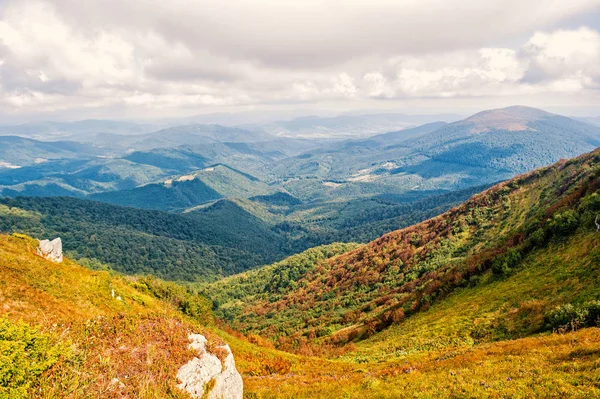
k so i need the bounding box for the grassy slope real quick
[0,233,197,398]
[207,149,600,349]
[1,223,599,397]
[240,230,600,398]
[243,328,600,398]
[350,231,600,362]
[0,233,362,399]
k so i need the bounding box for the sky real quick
[1,0,600,122]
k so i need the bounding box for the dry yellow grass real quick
[2,231,600,398]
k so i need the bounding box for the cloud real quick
[0,0,599,118]
[361,48,526,98]
[360,28,600,98]
[35,0,600,67]
[521,27,600,87]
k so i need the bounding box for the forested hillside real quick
[268,106,600,202]
[2,150,600,398]
[0,136,108,167]
[0,185,481,281]
[89,164,276,211]
[0,197,287,280]
[205,148,600,352]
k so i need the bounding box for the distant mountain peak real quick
[461,105,554,133]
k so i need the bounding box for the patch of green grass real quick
[0,318,69,399]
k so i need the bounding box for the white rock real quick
[109,377,125,389]
[37,238,63,263]
[177,334,243,399]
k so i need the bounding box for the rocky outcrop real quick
[37,238,63,263]
[177,334,243,399]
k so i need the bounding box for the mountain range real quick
[1,106,600,279]
[204,146,600,356]
[2,142,599,398]
[2,106,599,204]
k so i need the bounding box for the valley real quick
[2,106,599,279]
[1,106,600,398]
[1,147,599,398]
[3,1,600,396]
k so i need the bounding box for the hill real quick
[188,165,274,198]
[0,136,108,167]
[0,158,171,198]
[0,232,302,399]
[255,113,459,139]
[0,141,284,198]
[89,165,275,211]
[89,177,223,211]
[124,147,211,171]
[581,116,600,127]
[204,147,600,351]
[0,196,289,281]
[0,119,156,141]
[0,232,227,398]
[126,124,274,148]
[269,106,600,201]
[404,105,600,173]
[3,146,600,397]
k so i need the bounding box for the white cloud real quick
[0,0,599,118]
[333,73,358,97]
[359,29,600,99]
[521,27,600,87]
[364,72,394,98]
[361,48,525,98]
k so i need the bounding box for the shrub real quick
[583,300,600,326]
[468,275,481,287]
[545,304,587,331]
[544,301,600,332]
[0,318,67,399]
[579,192,600,212]
[492,248,522,276]
[549,210,579,237]
[134,276,214,324]
[528,228,547,247]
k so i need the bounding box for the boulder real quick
[177,334,243,399]
[37,238,63,263]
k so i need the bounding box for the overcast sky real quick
[1,0,600,122]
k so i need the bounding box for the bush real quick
[492,248,522,276]
[0,318,67,399]
[545,304,588,331]
[545,300,600,332]
[578,193,600,230]
[579,192,600,212]
[583,300,600,326]
[134,276,214,324]
[528,228,547,247]
[549,210,579,237]
[468,275,481,287]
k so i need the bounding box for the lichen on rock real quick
[177,333,243,399]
